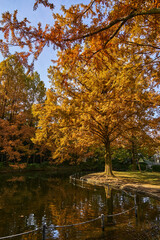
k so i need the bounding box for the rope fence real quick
[0,206,136,240]
[51,216,101,229]
[0,173,138,240]
[0,228,41,240]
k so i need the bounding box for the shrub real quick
[112,148,131,171]
[0,162,4,169]
[41,161,50,167]
[138,163,147,171]
[27,163,41,170]
[152,165,160,172]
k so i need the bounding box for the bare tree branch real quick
[64,8,160,42]
[125,41,160,50]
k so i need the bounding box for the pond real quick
[0,171,159,240]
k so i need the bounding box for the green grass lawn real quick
[114,171,160,186]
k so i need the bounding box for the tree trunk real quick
[104,140,114,177]
[131,137,137,171]
[40,154,43,164]
[1,154,4,163]
[33,153,35,163]
[137,159,142,172]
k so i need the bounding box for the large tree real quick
[33,48,159,176]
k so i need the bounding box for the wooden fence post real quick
[134,195,137,218]
[101,214,105,231]
[42,225,46,240]
[82,179,84,188]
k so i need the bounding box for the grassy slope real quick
[114,171,160,186]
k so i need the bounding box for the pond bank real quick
[0,165,78,174]
[81,171,160,200]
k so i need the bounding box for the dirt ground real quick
[81,172,160,200]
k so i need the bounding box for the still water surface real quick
[0,171,159,240]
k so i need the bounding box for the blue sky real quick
[0,0,89,88]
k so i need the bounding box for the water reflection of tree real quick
[0,174,160,240]
[105,186,115,226]
[0,174,106,238]
[136,194,160,228]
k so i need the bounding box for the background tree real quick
[0,55,46,164]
